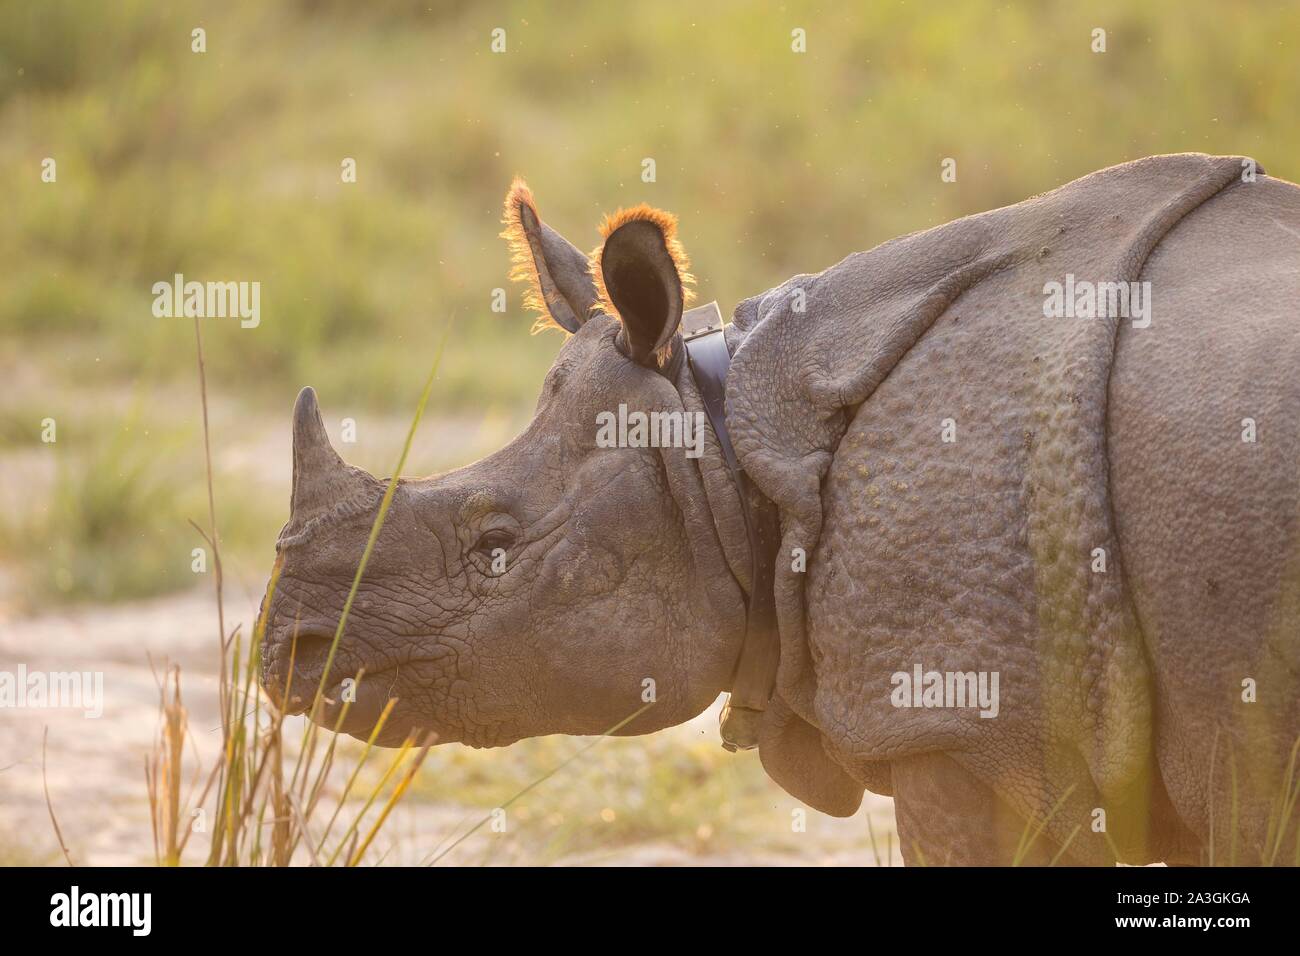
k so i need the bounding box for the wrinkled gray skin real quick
[263,156,1300,865]
[263,206,750,752]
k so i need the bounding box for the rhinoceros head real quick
[259,180,747,748]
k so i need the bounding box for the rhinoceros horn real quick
[280,386,381,546]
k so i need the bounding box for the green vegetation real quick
[2,0,1297,602]
[0,395,283,604]
[4,0,1298,408]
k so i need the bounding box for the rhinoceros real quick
[261,154,1300,865]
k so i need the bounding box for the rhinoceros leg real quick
[891,753,1088,865]
[1109,174,1300,865]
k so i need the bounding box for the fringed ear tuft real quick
[590,204,696,324]
[590,204,696,366]
[499,178,555,335]
[499,177,600,336]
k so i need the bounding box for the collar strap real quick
[680,302,782,751]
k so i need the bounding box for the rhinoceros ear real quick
[592,203,695,367]
[501,178,600,336]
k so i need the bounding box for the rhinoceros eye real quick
[473,528,515,558]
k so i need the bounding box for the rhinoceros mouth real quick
[260,631,438,744]
[268,663,403,735]
[264,623,373,697]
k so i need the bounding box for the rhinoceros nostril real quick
[284,628,336,673]
[262,626,340,714]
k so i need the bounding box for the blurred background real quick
[1,0,1296,864]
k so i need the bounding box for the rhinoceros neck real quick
[667,349,755,599]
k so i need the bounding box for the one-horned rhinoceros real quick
[261,154,1300,865]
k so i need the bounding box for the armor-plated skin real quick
[262,157,1300,865]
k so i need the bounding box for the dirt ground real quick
[0,582,900,866]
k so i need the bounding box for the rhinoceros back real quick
[726,154,1258,862]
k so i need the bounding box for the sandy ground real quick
[0,584,900,866]
[0,588,232,865]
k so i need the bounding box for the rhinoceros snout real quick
[261,624,333,712]
[261,621,402,739]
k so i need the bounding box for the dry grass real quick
[138,318,448,866]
